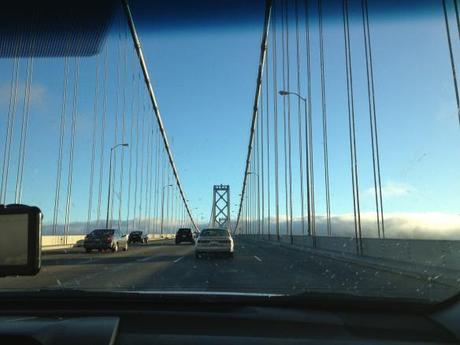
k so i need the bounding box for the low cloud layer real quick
[43,212,460,240]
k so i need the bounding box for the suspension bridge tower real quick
[211,185,230,230]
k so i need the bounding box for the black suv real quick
[128,231,147,244]
[175,228,195,245]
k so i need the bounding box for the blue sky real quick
[0,0,459,237]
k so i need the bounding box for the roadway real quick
[0,239,456,301]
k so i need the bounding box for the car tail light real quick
[105,236,113,243]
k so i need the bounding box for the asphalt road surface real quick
[0,239,456,301]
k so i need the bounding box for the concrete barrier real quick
[42,235,85,249]
[42,233,177,251]
[239,234,460,272]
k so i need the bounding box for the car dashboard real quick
[0,294,459,345]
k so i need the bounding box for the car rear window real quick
[90,229,115,237]
[177,229,191,234]
[200,229,229,237]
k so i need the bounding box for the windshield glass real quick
[0,0,459,304]
[200,229,229,237]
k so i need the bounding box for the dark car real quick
[83,229,128,253]
[128,231,148,244]
[175,228,195,245]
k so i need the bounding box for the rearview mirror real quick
[0,204,42,277]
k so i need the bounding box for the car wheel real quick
[195,252,200,259]
[123,242,128,251]
[112,242,118,253]
[228,252,234,258]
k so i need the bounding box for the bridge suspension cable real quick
[362,0,385,238]
[122,0,198,231]
[442,0,460,126]
[235,0,272,234]
[343,0,363,254]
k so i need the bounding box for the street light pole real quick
[105,143,129,229]
[160,184,173,235]
[279,90,312,238]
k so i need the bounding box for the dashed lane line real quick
[254,255,262,262]
[173,256,184,263]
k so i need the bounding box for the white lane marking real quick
[254,255,262,262]
[138,256,153,262]
[173,256,184,263]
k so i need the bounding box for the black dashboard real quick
[0,294,459,345]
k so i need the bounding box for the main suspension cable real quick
[442,0,460,126]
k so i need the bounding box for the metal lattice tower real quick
[211,185,230,229]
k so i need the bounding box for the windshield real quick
[0,0,459,305]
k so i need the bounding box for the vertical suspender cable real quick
[138,100,146,228]
[145,113,152,231]
[86,54,99,232]
[64,57,80,241]
[273,2,281,241]
[1,55,20,205]
[15,50,34,203]
[304,0,313,237]
[285,0,294,243]
[442,0,460,126]
[343,0,363,254]
[133,72,140,228]
[294,0,305,236]
[1,58,17,203]
[281,0,289,237]
[318,0,331,236]
[362,0,385,238]
[96,46,108,226]
[265,43,272,240]
[126,56,136,232]
[234,0,272,233]
[256,108,261,235]
[154,129,161,232]
[118,29,128,230]
[153,127,160,232]
[260,75,265,237]
[52,57,69,235]
[110,34,121,224]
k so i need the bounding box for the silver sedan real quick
[195,228,234,258]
